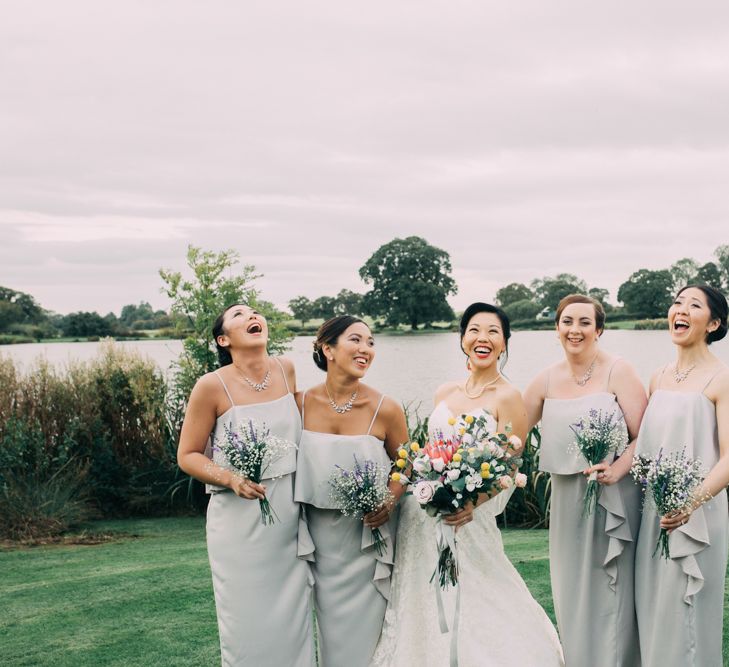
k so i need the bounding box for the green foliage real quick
[333,289,365,316]
[0,345,183,539]
[694,262,723,289]
[617,268,674,318]
[61,311,115,337]
[288,295,316,327]
[503,298,540,322]
[670,257,699,292]
[359,236,457,329]
[502,427,551,528]
[531,274,588,310]
[714,244,729,289]
[312,295,337,320]
[495,282,534,307]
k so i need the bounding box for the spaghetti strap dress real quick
[205,359,315,667]
[633,368,728,667]
[539,360,641,666]
[295,394,396,667]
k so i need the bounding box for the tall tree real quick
[694,262,723,289]
[359,236,457,329]
[669,257,699,292]
[531,274,587,310]
[617,269,674,317]
[714,244,729,290]
[0,286,45,325]
[333,289,364,316]
[312,296,337,320]
[495,283,534,307]
[288,296,315,327]
[588,287,610,305]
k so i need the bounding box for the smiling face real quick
[217,304,268,350]
[557,302,600,355]
[322,322,375,378]
[669,287,719,347]
[461,312,505,371]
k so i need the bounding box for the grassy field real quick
[1,517,726,665]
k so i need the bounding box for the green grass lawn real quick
[1,518,727,665]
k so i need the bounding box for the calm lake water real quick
[4,331,729,415]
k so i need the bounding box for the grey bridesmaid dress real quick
[295,393,396,667]
[634,369,728,667]
[539,364,641,667]
[205,361,315,667]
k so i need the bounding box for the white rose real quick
[508,435,522,450]
[431,457,445,473]
[498,475,513,490]
[413,481,437,505]
[465,474,483,492]
[413,458,431,474]
[515,473,528,488]
[446,469,461,482]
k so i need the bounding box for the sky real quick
[1,1,728,316]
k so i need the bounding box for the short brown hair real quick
[555,294,606,334]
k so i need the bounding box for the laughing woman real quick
[177,304,315,667]
[524,294,647,667]
[633,285,729,666]
[294,316,409,667]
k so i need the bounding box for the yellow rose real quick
[458,427,466,435]
[396,459,407,469]
[468,447,476,454]
[410,442,420,451]
[465,415,474,424]
[481,469,491,479]
[398,449,408,459]
[447,417,456,426]
[481,462,490,471]
[453,453,462,462]
[391,472,401,482]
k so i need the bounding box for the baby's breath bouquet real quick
[213,419,297,525]
[329,456,394,556]
[630,448,705,559]
[569,409,628,516]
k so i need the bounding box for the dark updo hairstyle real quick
[212,303,246,367]
[313,315,367,371]
[459,302,511,370]
[676,284,728,344]
[555,293,606,335]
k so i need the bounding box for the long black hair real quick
[459,302,512,370]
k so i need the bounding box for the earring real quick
[466,358,472,371]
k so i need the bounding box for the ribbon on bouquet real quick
[434,520,461,667]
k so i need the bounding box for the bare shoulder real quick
[647,365,667,394]
[707,364,729,398]
[434,381,460,405]
[377,394,405,417]
[609,357,643,386]
[498,381,525,406]
[275,355,295,374]
[523,364,553,397]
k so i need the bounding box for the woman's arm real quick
[364,397,410,529]
[523,369,548,431]
[177,375,266,500]
[587,360,648,485]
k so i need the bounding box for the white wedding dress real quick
[371,403,564,667]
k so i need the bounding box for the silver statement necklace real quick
[673,363,696,383]
[463,373,502,399]
[238,362,271,392]
[573,354,598,387]
[325,383,358,414]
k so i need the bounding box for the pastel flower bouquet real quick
[569,408,628,516]
[213,420,297,525]
[392,412,524,587]
[631,448,706,559]
[329,456,394,556]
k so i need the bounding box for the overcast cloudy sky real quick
[1,1,728,315]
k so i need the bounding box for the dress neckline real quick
[217,392,293,420]
[651,388,714,406]
[544,391,616,403]
[301,428,384,443]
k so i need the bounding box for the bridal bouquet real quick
[392,412,524,587]
[569,408,628,516]
[213,419,297,525]
[329,456,394,556]
[630,448,706,559]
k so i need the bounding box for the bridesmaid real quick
[633,284,729,666]
[524,294,647,667]
[177,304,315,667]
[294,315,408,667]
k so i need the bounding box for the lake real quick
[4,331,729,414]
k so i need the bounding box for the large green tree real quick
[359,236,457,329]
[694,262,723,289]
[288,296,315,327]
[714,245,729,290]
[670,257,699,292]
[0,287,45,329]
[617,269,674,317]
[495,283,534,308]
[531,274,587,310]
[333,289,365,317]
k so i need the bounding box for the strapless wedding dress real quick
[370,403,564,667]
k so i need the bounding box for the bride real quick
[371,302,564,667]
